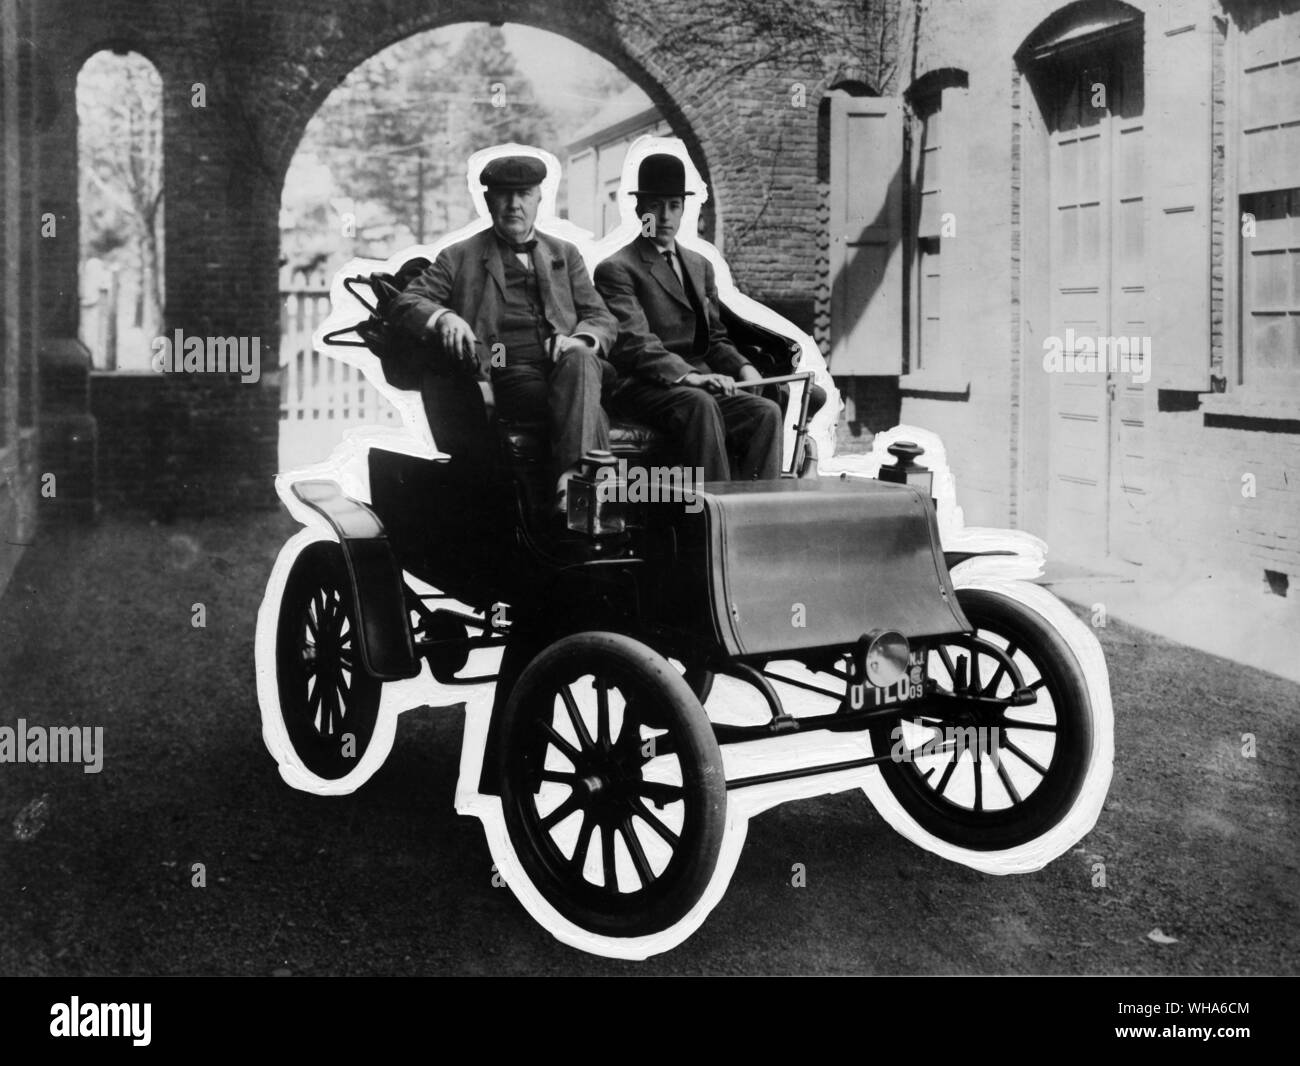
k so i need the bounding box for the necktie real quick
[664,249,707,352]
[662,250,683,289]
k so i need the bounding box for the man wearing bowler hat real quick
[594,153,782,482]
[391,152,617,511]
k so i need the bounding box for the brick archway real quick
[265,10,717,229]
[35,0,881,510]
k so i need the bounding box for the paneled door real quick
[1043,32,1147,565]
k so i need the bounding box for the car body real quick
[255,259,1114,957]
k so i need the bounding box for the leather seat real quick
[496,413,669,527]
[498,417,667,467]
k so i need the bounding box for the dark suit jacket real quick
[593,235,750,386]
[391,226,616,374]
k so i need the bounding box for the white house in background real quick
[564,85,668,239]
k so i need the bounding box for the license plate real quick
[848,649,927,709]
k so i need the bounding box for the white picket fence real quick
[278,267,402,471]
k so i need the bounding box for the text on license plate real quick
[848,650,926,709]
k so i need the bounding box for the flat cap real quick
[479,155,547,190]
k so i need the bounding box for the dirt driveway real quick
[0,512,1296,974]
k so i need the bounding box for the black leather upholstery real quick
[498,417,667,466]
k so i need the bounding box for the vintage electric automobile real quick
[257,255,1113,945]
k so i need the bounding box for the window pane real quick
[1250,249,1288,307]
[1242,189,1300,386]
[1249,313,1293,370]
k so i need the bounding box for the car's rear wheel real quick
[497,632,727,938]
[274,540,382,780]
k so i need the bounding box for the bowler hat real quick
[631,153,695,197]
[480,155,547,190]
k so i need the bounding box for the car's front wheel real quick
[865,581,1112,867]
[497,632,727,938]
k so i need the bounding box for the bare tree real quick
[77,51,165,340]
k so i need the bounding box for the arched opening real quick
[75,48,165,371]
[276,21,687,471]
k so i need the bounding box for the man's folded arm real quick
[593,258,696,385]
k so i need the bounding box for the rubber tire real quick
[797,436,819,478]
[497,632,726,938]
[275,540,382,780]
[868,587,1094,851]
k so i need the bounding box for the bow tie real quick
[503,237,537,254]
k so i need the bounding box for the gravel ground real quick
[0,510,1296,975]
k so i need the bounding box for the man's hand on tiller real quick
[683,372,737,396]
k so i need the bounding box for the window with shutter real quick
[1240,188,1300,392]
[1232,8,1300,394]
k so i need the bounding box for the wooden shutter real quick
[1238,10,1300,195]
[828,94,904,375]
[1147,4,1213,390]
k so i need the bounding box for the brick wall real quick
[1,0,40,600]
[89,372,280,518]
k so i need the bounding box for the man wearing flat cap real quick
[594,153,782,482]
[391,153,617,506]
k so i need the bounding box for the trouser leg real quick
[611,380,731,482]
[549,345,610,482]
[716,390,783,479]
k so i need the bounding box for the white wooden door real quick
[1045,34,1147,564]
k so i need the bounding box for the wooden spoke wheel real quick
[497,632,726,938]
[869,587,1095,850]
[275,541,381,780]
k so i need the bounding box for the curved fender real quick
[290,479,420,681]
[944,549,1017,570]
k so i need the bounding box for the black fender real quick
[290,479,420,682]
[944,549,1018,571]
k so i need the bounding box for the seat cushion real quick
[499,418,667,466]
[609,420,665,457]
